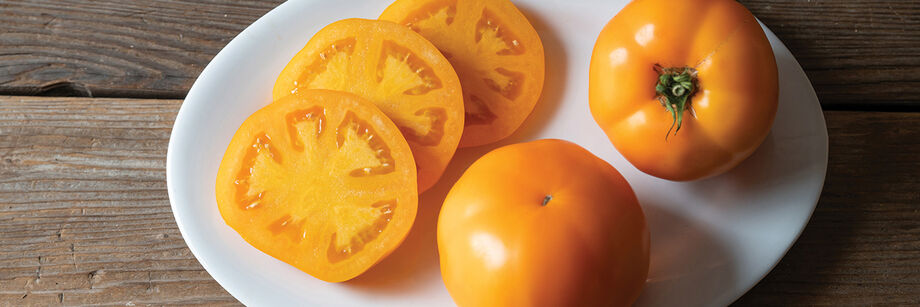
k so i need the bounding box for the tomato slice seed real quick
[464,95,498,125]
[475,9,526,55]
[336,111,397,177]
[327,199,396,263]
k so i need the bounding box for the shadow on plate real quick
[345,143,496,292]
[635,202,738,307]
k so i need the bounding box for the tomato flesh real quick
[274,18,463,192]
[216,90,418,282]
[381,0,545,147]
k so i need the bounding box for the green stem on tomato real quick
[654,64,698,139]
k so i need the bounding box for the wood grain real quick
[741,1,920,109]
[0,0,918,108]
[0,96,918,305]
[0,0,283,99]
[0,96,238,306]
[735,111,920,305]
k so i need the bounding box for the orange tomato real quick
[589,0,778,181]
[380,0,545,148]
[274,18,463,192]
[438,139,649,307]
[216,90,418,282]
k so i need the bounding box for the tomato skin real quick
[438,139,649,307]
[589,0,778,181]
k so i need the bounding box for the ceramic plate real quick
[166,0,828,305]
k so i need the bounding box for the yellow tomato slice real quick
[381,0,545,147]
[216,90,418,282]
[273,18,463,192]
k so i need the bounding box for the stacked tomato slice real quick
[274,19,464,192]
[381,0,545,147]
[216,90,418,282]
[216,0,546,284]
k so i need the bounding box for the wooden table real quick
[1,1,918,305]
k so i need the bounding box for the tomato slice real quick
[273,18,463,193]
[216,90,418,282]
[380,0,545,147]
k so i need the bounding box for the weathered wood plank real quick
[0,96,239,306]
[742,1,920,108]
[1,96,919,305]
[735,111,920,305]
[0,0,283,98]
[1,1,919,107]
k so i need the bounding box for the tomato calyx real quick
[654,64,698,138]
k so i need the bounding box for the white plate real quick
[166,0,828,306]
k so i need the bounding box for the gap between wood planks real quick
[1,81,185,100]
[2,83,918,112]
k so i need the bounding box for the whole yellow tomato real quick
[589,0,778,181]
[438,139,649,307]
